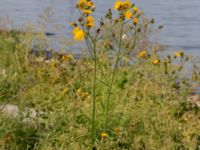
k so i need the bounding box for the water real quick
[0,0,200,58]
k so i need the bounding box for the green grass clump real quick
[0,0,200,149]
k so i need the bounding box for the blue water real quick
[0,0,200,57]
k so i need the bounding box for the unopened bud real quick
[78,17,83,22]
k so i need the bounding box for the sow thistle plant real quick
[71,0,156,143]
[71,0,145,145]
[71,0,189,147]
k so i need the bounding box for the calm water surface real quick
[0,0,200,57]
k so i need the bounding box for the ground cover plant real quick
[0,0,199,149]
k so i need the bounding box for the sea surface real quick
[0,0,200,58]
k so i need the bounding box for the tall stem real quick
[105,23,124,129]
[85,36,97,146]
[91,41,97,145]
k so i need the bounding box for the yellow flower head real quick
[86,16,95,27]
[73,27,80,34]
[77,0,95,10]
[86,1,95,7]
[51,59,58,67]
[114,1,122,10]
[133,6,139,13]
[77,88,90,98]
[51,58,55,63]
[152,59,160,65]
[101,132,108,139]
[174,52,184,58]
[133,18,139,25]
[62,54,73,61]
[77,0,87,9]
[73,27,85,41]
[138,50,147,58]
[82,92,90,98]
[77,88,82,93]
[83,9,92,14]
[125,10,132,19]
[63,88,69,94]
[122,0,131,10]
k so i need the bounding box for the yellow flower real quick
[174,52,184,58]
[133,6,139,13]
[77,0,94,10]
[152,59,160,65]
[73,27,80,34]
[73,27,85,41]
[77,0,87,9]
[51,59,55,63]
[51,59,58,67]
[77,88,82,93]
[82,92,90,98]
[77,89,90,98]
[122,0,131,10]
[86,16,95,27]
[86,1,95,7]
[133,18,139,25]
[114,1,122,10]
[83,9,92,14]
[138,50,147,58]
[62,54,73,61]
[101,132,108,139]
[63,88,69,94]
[78,0,86,4]
[125,10,132,20]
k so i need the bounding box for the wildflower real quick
[82,92,90,98]
[133,18,139,25]
[138,50,147,58]
[76,0,87,10]
[73,27,85,41]
[62,54,73,61]
[133,6,139,13]
[125,10,132,20]
[86,16,95,27]
[77,89,90,98]
[86,1,95,7]
[51,59,55,63]
[174,51,184,58]
[152,59,160,65]
[77,0,94,10]
[63,88,69,94]
[114,1,122,10]
[121,0,131,10]
[51,59,58,67]
[77,88,82,93]
[101,132,108,139]
[83,9,92,14]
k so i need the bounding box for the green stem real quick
[85,35,97,146]
[105,23,124,130]
[86,36,108,84]
[91,41,97,145]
